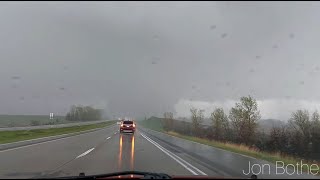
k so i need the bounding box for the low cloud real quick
[174,98,320,121]
[174,99,236,118]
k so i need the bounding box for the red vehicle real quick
[120,120,136,133]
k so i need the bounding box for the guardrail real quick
[0,120,110,131]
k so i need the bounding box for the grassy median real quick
[139,119,319,175]
[0,121,115,144]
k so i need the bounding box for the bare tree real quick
[289,109,311,139]
[190,108,204,136]
[163,112,174,131]
[310,111,320,157]
[66,105,102,121]
[268,126,290,153]
[311,110,320,127]
[289,109,313,156]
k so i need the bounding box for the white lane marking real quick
[106,137,111,140]
[142,133,206,176]
[167,147,207,175]
[76,148,95,159]
[140,133,197,175]
[0,125,117,153]
[141,132,207,176]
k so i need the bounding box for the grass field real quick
[0,121,116,144]
[138,116,164,132]
[0,115,67,127]
[139,117,319,174]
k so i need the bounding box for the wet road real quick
[0,124,319,179]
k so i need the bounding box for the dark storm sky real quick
[1,2,320,120]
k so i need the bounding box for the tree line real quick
[66,105,102,121]
[162,96,320,160]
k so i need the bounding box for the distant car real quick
[120,120,135,133]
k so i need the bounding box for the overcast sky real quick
[1,1,320,120]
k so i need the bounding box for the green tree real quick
[229,96,261,145]
[210,108,229,141]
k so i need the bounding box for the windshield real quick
[1,1,320,179]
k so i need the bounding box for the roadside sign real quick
[50,113,54,119]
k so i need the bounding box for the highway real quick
[0,124,319,179]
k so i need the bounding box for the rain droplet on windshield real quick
[272,45,278,49]
[210,25,216,30]
[289,33,295,39]
[153,35,159,41]
[315,66,320,71]
[225,82,230,86]
[11,76,21,80]
[32,95,39,99]
[151,57,160,65]
[191,85,196,89]
[300,81,304,85]
[63,66,68,70]
[255,56,261,59]
[11,84,17,88]
[59,87,65,91]
[249,68,255,73]
[19,97,24,101]
[221,33,228,38]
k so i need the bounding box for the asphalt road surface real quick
[0,124,319,179]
